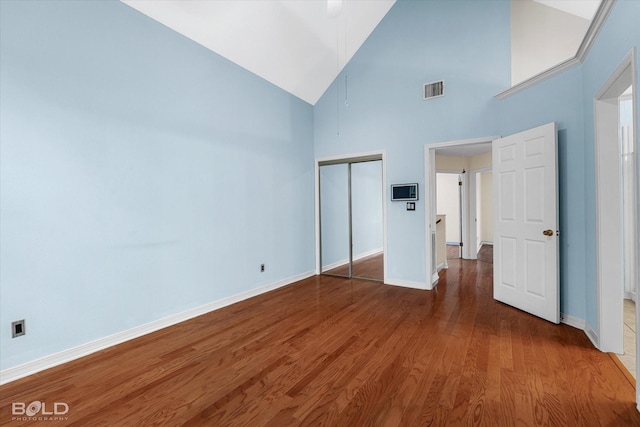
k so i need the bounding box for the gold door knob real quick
[543,229,554,236]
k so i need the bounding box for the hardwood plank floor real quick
[2,257,639,426]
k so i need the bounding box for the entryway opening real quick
[594,49,638,406]
[426,138,496,288]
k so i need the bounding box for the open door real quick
[493,122,559,323]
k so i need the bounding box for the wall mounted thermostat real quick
[391,183,418,201]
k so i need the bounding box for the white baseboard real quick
[385,278,428,290]
[584,322,599,349]
[321,258,348,271]
[560,313,586,330]
[0,270,315,385]
[480,241,494,246]
[354,248,383,261]
[560,314,601,350]
[437,262,448,272]
[321,248,383,272]
[430,273,439,289]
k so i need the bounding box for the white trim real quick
[496,0,616,99]
[315,160,321,275]
[315,150,387,283]
[560,313,586,330]
[594,49,636,356]
[354,248,383,261]
[468,166,492,259]
[385,278,428,290]
[480,241,494,246]
[575,0,616,63]
[425,136,499,288]
[436,169,467,257]
[428,136,501,150]
[584,322,600,349]
[320,248,383,272]
[437,262,448,272]
[316,150,384,165]
[497,58,581,100]
[0,270,315,385]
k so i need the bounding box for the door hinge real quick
[459,242,463,247]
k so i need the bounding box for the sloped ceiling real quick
[533,0,601,20]
[121,0,601,106]
[121,0,396,105]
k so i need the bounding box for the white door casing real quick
[493,122,560,324]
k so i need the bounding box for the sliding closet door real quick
[320,163,350,277]
[351,161,384,280]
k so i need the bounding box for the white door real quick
[493,122,559,323]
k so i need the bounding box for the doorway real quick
[425,137,496,288]
[594,49,638,404]
[470,168,493,261]
[317,154,385,282]
[436,172,463,261]
[426,124,559,325]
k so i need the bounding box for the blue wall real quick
[2,0,640,373]
[314,0,511,286]
[314,0,640,325]
[0,0,315,370]
[579,0,640,330]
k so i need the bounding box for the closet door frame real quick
[316,152,386,283]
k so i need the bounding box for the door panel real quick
[493,122,559,324]
[351,161,384,280]
[320,164,350,277]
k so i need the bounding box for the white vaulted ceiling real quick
[533,0,601,20]
[121,0,602,106]
[121,0,396,105]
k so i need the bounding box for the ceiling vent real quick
[423,80,444,100]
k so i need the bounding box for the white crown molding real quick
[0,270,315,385]
[496,0,616,100]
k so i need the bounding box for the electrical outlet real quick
[12,320,25,338]
[260,264,265,272]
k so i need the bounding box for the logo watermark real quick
[12,401,70,422]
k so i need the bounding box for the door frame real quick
[315,150,387,283]
[469,166,492,259]
[594,48,638,407]
[594,48,638,353]
[425,136,499,289]
[435,170,465,259]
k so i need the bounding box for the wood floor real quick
[2,257,640,426]
[446,244,492,264]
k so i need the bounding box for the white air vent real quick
[423,80,444,99]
